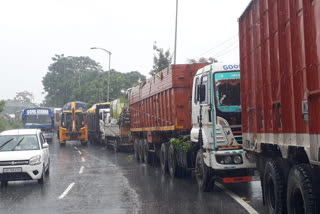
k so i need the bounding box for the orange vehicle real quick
[58,101,88,146]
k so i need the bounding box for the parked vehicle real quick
[87,102,110,144]
[22,108,54,142]
[58,101,88,146]
[0,129,50,186]
[128,63,256,191]
[104,99,132,152]
[239,0,320,213]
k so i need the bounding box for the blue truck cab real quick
[22,108,54,141]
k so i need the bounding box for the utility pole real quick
[174,0,179,65]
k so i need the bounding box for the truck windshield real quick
[24,115,52,126]
[214,71,241,112]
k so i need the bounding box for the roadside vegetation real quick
[0,101,23,132]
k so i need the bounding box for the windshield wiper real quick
[0,138,14,150]
[11,137,25,151]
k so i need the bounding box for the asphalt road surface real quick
[0,136,268,214]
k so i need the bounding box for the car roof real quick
[0,129,39,136]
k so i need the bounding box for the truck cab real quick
[191,63,255,190]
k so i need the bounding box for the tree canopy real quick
[14,91,34,103]
[150,42,172,76]
[187,57,218,64]
[42,54,146,107]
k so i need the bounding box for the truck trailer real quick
[239,0,320,213]
[128,63,256,191]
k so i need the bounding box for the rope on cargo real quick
[129,107,174,125]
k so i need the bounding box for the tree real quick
[187,57,218,64]
[14,91,34,103]
[150,42,172,76]
[42,54,102,107]
[42,54,146,107]
[0,100,5,113]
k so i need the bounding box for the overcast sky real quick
[0,0,251,104]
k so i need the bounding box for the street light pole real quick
[90,47,112,102]
[174,0,178,65]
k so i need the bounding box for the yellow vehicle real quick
[58,101,88,145]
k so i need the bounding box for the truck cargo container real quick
[239,0,320,213]
[87,102,110,144]
[128,63,256,191]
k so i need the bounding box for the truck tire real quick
[168,144,181,178]
[139,139,145,163]
[287,164,317,214]
[81,141,88,146]
[60,141,66,146]
[263,159,286,214]
[143,139,150,164]
[114,139,118,153]
[160,143,168,174]
[134,139,140,162]
[195,149,214,192]
[1,181,8,187]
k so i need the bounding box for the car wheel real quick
[263,159,286,214]
[287,164,317,214]
[38,166,46,184]
[195,149,215,192]
[45,161,50,176]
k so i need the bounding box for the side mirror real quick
[197,85,206,102]
[43,143,49,148]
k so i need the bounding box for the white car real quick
[0,129,50,186]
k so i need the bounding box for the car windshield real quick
[24,115,52,126]
[0,135,40,151]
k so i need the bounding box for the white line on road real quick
[58,182,75,199]
[78,151,82,155]
[79,166,84,174]
[74,147,78,150]
[216,183,259,214]
[81,157,85,162]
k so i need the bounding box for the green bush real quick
[0,117,23,132]
[170,136,192,152]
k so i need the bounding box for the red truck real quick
[128,63,256,191]
[239,0,320,213]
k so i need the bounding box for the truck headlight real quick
[223,156,232,164]
[233,155,242,164]
[29,155,41,166]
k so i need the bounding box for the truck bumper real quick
[204,149,256,170]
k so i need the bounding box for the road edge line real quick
[79,166,84,174]
[216,182,259,214]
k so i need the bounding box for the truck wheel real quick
[168,144,181,178]
[114,139,118,153]
[60,141,66,146]
[143,139,150,164]
[139,139,145,163]
[195,149,214,192]
[1,181,8,187]
[160,143,168,174]
[81,141,87,146]
[287,164,317,214]
[134,139,140,162]
[263,159,286,214]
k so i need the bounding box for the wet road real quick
[0,136,268,214]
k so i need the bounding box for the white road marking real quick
[58,182,75,199]
[79,166,84,174]
[81,157,85,162]
[74,147,78,150]
[78,151,82,155]
[216,183,259,214]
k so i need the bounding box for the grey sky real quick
[0,0,251,104]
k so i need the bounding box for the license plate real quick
[3,167,22,173]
